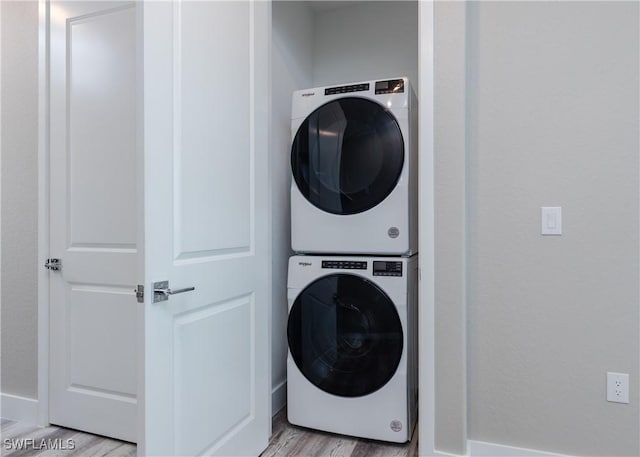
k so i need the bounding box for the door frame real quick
[36,0,50,427]
[417,1,439,456]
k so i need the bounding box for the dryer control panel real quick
[373,261,403,277]
[322,260,367,270]
[324,83,370,96]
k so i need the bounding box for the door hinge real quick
[44,258,61,271]
[135,285,144,303]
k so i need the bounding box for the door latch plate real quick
[153,280,170,303]
[45,258,61,271]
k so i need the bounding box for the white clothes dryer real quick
[286,255,418,442]
[290,77,418,255]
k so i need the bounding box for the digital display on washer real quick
[322,260,367,270]
[373,261,403,277]
[375,79,404,95]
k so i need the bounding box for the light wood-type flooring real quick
[262,410,418,457]
[1,410,417,457]
[0,418,136,457]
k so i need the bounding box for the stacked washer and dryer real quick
[286,77,418,443]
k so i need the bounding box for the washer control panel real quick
[373,261,403,277]
[322,260,367,270]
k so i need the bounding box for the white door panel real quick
[49,1,138,442]
[69,286,137,395]
[177,1,252,257]
[141,1,271,456]
[67,7,137,248]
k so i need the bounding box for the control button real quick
[324,83,370,96]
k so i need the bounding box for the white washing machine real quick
[290,77,418,255]
[286,255,418,442]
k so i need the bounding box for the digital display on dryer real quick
[375,79,404,95]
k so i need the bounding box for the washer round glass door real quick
[291,97,404,215]
[287,273,404,397]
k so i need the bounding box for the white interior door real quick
[139,1,272,456]
[49,1,139,442]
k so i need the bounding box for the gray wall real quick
[434,1,468,454]
[312,1,418,90]
[465,2,639,455]
[1,0,39,399]
[271,1,314,414]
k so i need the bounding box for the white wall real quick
[312,1,418,91]
[0,0,39,400]
[271,1,314,414]
[465,2,639,456]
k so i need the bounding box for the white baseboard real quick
[468,440,567,457]
[271,380,286,416]
[3,384,285,425]
[1,393,39,424]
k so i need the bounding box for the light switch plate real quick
[541,207,562,235]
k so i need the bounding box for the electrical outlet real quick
[607,372,629,404]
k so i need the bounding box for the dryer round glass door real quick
[291,97,404,215]
[287,273,404,397]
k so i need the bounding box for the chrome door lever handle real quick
[161,286,195,295]
[153,281,195,303]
